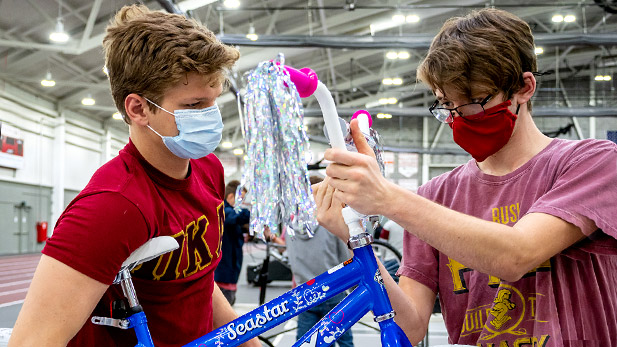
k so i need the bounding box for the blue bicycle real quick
[91,64,414,347]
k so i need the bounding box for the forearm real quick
[382,183,532,281]
[212,285,260,347]
[9,255,108,347]
[376,259,430,345]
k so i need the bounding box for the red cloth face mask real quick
[448,100,519,162]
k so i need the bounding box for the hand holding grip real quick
[351,110,373,135]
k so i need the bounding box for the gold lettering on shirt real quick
[446,258,551,294]
[215,201,224,258]
[446,258,502,293]
[446,258,472,294]
[133,206,225,281]
[491,203,520,224]
[151,229,185,280]
[475,335,550,347]
[182,215,213,277]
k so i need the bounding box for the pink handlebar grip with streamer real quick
[280,64,319,98]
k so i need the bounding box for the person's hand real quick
[313,176,349,242]
[324,119,392,216]
[263,226,273,241]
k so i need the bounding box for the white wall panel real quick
[63,143,101,191]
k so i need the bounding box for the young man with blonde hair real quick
[10,5,259,346]
[316,8,617,346]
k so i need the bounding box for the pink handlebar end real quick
[351,110,373,128]
[283,65,319,98]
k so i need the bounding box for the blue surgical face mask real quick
[144,97,224,159]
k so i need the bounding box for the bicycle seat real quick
[120,236,179,271]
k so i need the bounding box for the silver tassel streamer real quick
[240,61,317,239]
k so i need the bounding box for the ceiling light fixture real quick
[81,94,96,106]
[595,75,612,81]
[385,51,410,60]
[112,112,123,120]
[378,97,398,105]
[41,71,56,87]
[377,113,393,119]
[535,47,544,55]
[233,148,244,156]
[392,12,406,23]
[223,0,241,8]
[177,0,218,11]
[386,51,398,60]
[382,78,403,85]
[564,14,576,23]
[246,24,258,41]
[551,14,564,23]
[406,14,420,23]
[49,18,69,43]
[221,141,233,149]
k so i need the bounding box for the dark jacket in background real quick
[214,201,250,284]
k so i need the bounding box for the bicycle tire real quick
[258,336,275,347]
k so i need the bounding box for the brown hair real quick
[103,4,240,124]
[417,8,536,108]
[309,175,324,185]
[225,180,241,199]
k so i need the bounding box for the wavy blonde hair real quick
[103,4,240,124]
[417,8,536,109]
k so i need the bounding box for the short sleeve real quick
[43,192,150,285]
[528,142,617,239]
[396,231,440,293]
[395,184,441,293]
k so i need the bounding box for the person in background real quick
[9,5,259,346]
[215,180,250,305]
[285,175,354,347]
[315,8,617,346]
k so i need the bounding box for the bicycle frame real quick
[120,233,411,347]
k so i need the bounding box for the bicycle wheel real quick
[259,336,275,347]
[372,239,402,283]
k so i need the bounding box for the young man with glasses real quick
[315,8,617,346]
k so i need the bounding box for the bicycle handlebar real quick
[283,64,371,236]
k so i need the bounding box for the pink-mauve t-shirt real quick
[397,138,617,347]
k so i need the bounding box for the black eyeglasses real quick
[429,95,493,124]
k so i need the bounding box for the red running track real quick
[0,253,40,308]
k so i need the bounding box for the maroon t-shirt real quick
[398,138,617,346]
[43,140,225,346]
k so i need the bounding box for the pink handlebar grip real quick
[282,65,319,98]
[351,109,373,128]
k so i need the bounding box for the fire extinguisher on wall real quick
[36,221,48,243]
